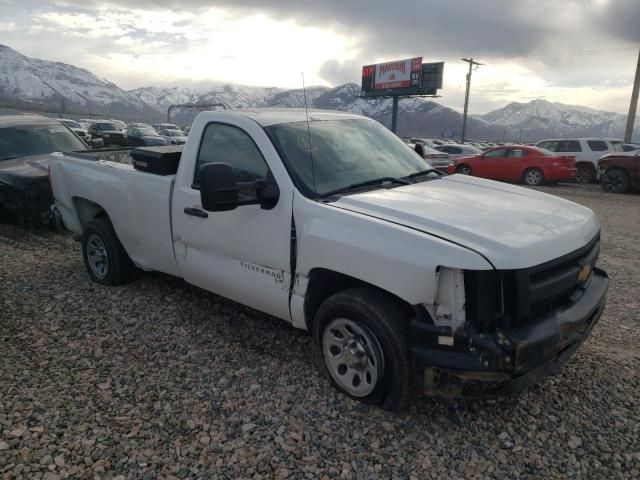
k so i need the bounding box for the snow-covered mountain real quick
[147,82,493,139]
[1,43,636,141]
[476,99,632,140]
[127,86,212,111]
[0,44,158,118]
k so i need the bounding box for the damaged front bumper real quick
[410,267,608,397]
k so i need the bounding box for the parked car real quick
[78,119,93,129]
[623,143,640,152]
[89,121,128,146]
[447,145,575,186]
[152,123,181,132]
[109,119,128,133]
[127,126,168,147]
[408,137,440,149]
[535,138,624,184]
[0,115,89,226]
[598,150,640,194]
[50,109,607,409]
[435,143,484,160]
[128,122,152,129]
[159,129,188,145]
[412,142,450,172]
[56,119,91,141]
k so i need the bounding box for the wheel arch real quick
[302,268,417,332]
[575,161,596,172]
[602,165,631,177]
[72,196,109,228]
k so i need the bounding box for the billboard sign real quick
[375,57,422,90]
[362,57,422,93]
[361,58,443,97]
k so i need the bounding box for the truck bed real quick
[50,150,181,277]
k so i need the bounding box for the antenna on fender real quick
[302,72,317,193]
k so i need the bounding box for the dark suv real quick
[127,126,168,147]
[89,121,127,146]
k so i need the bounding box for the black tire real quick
[312,288,413,411]
[81,217,137,285]
[600,168,630,194]
[456,164,472,175]
[576,164,595,184]
[523,167,545,186]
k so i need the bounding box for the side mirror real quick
[199,163,280,212]
[200,163,240,212]
[89,138,104,149]
[414,143,425,157]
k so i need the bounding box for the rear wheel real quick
[601,168,630,194]
[313,288,413,411]
[576,164,595,184]
[523,168,544,186]
[82,217,137,285]
[456,164,472,175]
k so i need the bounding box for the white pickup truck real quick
[50,109,608,410]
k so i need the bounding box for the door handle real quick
[184,207,208,218]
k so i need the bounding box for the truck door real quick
[171,118,293,322]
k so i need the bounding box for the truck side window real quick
[194,123,269,189]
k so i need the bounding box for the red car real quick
[598,151,640,193]
[446,146,576,186]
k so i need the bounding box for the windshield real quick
[164,130,183,136]
[535,147,557,156]
[464,145,483,154]
[610,140,624,152]
[0,124,87,160]
[96,123,117,131]
[267,118,432,197]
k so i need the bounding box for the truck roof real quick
[219,108,364,126]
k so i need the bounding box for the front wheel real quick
[601,168,630,194]
[523,168,544,186]
[313,288,413,411]
[456,164,472,175]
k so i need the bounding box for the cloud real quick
[1,0,637,113]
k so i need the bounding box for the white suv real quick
[535,138,624,184]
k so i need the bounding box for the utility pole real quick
[460,58,483,144]
[624,48,640,143]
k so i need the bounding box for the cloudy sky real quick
[0,0,638,113]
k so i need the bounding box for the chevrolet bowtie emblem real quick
[577,264,592,284]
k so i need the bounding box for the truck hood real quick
[0,155,50,187]
[331,174,599,269]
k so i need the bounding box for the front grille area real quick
[507,234,600,324]
[466,234,601,332]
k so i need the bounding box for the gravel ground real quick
[1,184,639,479]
